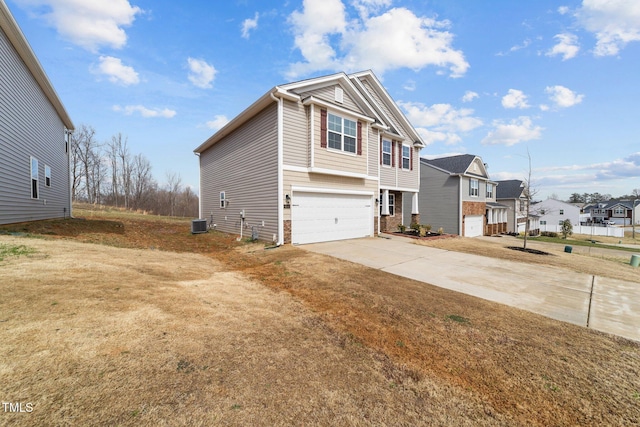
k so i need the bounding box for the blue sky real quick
[7,0,640,200]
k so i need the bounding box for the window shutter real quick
[357,121,362,155]
[391,141,396,167]
[320,109,327,148]
[410,146,413,170]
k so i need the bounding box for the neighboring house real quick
[586,200,640,226]
[407,154,507,237]
[194,70,424,245]
[495,179,539,235]
[534,198,580,231]
[0,0,74,225]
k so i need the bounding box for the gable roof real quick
[420,154,490,178]
[495,179,525,199]
[0,0,73,130]
[195,70,423,154]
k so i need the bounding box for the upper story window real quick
[401,145,411,169]
[469,179,479,197]
[486,183,493,199]
[559,209,564,215]
[30,157,39,199]
[614,207,624,215]
[382,139,392,166]
[328,113,356,154]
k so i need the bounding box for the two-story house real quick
[194,71,424,245]
[495,179,539,235]
[587,200,639,226]
[1,0,74,225]
[410,154,507,237]
[533,198,580,232]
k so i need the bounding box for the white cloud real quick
[187,58,216,89]
[403,80,416,91]
[576,0,640,56]
[241,13,259,39]
[462,91,479,103]
[206,115,230,131]
[502,89,530,109]
[399,101,482,145]
[113,105,176,118]
[545,85,585,108]
[352,0,393,18]
[546,33,580,60]
[538,152,640,179]
[287,1,468,78]
[14,0,142,51]
[558,6,570,15]
[481,117,543,146]
[93,56,139,85]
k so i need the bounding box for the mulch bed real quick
[507,246,553,256]
[389,232,457,241]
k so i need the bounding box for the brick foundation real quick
[380,191,403,232]
[411,213,420,226]
[283,220,291,244]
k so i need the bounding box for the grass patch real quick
[446,314,470,324]
[524,235,639,252]
[0,243,35,261]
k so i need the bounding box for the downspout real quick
[66,129,73,219]
[194,152,201,218]
[270,91,284,245]
[458,175,463,235]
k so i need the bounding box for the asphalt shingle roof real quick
[421,154,477,174]
[495,179,525,199]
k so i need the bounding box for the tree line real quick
[70,124,198,218]
[567,189,640,204]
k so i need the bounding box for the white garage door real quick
[464,215,484,237]
[291,192,373,245]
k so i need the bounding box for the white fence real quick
[539,224,624,237]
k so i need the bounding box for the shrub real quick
[541,231,558,238]
[561,219,573,239]
[398,224,406,233]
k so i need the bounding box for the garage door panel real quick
[464,215,483,237]
[292,192,372,245]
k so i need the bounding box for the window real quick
[327,113,356,153]
[559,209,564,215]
[220,191,226,208]
[30,157,38,199]
[559,220,564,225]
[469,179,479,197]
[401,145,410,169]
[540,220,547,225]
[614,208,624,215]
[486,183,493,199]
[382,139,392,166]
[540,209,546,215]
[45,165,51,187]
[388,193,395,216]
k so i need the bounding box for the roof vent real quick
[335,86,344,104]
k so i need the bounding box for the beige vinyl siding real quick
[282,99,308,167]
[0,26,70,225]
[359,78,415,142]
[397,146,419,189]
[283,169,378,221]
[297,84,361,112]
[367,126,379,177]
[199,103,279,241]
[311,106,368,175]
[419,165,460,235]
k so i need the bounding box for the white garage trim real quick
[291,189,374,245]
[291,186,374,196]
[464,215,484,237]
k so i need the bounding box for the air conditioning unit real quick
[191,219,208,234]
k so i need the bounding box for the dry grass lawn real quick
[1,205,639,426]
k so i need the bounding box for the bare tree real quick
[522,150,538,250]
[71,124,102,203]
[165,171,182,217]
[130,153,155,210]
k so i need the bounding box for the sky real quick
[6,0,640,201]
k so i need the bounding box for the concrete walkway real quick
[302,235,640,342]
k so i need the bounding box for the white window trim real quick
[220,191,226,208]
[469,179,479,197]
[45,165,51,187]
[486,183,493,199]
[388,193,395,217]
[382,139,392,167]
[401,144,411,170]
[30,156,39,199]
[327,112,357,154]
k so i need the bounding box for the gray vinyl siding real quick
[0,26,70,225]
[199,103,279,241]
[418,165,460,234]
[282,99,308,167]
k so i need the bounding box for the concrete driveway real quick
[302,235,640,342]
